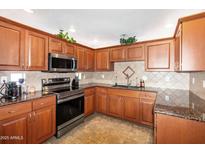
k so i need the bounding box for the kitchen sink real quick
[112,84,142,89]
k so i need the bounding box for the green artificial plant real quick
[56,30,76,43]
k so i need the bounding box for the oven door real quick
[56,93,84,129]
[48,53,77,72]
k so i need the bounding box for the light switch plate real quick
[203,80,205,88]
[192,77,195,85]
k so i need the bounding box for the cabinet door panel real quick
[108,95,123,118]
[110,47,126,62]
[145,39,174,71]
[95,49,112,71]
[85,95,94,116]
[0,114,29,144]
[182,18,205,71]
[26,31,48,70]
[0,21,24,70]
[63,43,75,56]
[96,94,107,114]
[140,98,154,126]
[49,37,63,53]
[32,106,55,144]
[76,46,85,70]
[85,49,94,71]
[126,44,144,61]
[124,97,140,122]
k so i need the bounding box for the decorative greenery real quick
[56,30,76,43]
[120,34,137,45]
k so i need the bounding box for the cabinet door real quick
[0,20,24,70]
[85,49,94,71]
[63,43,75,56]
[110,47,126,62]
[140,98,154,126]
[0,114,29,144]
[108,95,123,118]
[126,44,144,61]
[145,39,174,71]
[96,93,107,114]
[25,31,48,70]
[95,49,113,71]
[181,18,205,71]
[76,46,85,70]
[124,97,140,122]
[84,95,95,116]
[49,37,63,53]
[31,105,55,144]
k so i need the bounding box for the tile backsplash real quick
[190,72,205,99]
[93,62,190,90]
[0,61,190,91]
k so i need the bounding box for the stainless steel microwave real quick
[48,53,77,72]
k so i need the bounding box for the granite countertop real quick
[81,83,205,122]
[0,91,55,107]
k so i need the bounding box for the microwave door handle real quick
[72,58,75,70]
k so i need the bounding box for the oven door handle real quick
[57,93,84,104]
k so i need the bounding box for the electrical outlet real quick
[203,80,205,88]
[1,76,8,84]
[192,78,195,85]
[165,95,170,101]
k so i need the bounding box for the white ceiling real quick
[0,9,204,48]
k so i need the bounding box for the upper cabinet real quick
[126,44,144,61]
[0,20,25,70]
[175,16,205,71]
[85,48,94,71]
[49,37,63,53]
[145,39,174,71]
[110,47,126,62]
[95,49,114,71]
[25,31,48,70]
[76,46,85,71]
[63,43,76,56]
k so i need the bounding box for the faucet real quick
[125,75,131,87]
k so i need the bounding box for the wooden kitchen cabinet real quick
[107,95,124,118]
[0,96,56,144]
[123,97,140,122]
[145,39,174,71]
[0,20,25,70]
[25,30,48,70]
[110,47,126,62]
[126,44,144,61]
[95,49,114,71]
[84,88,95,116]
[85,49,94,71]
[31,105,55,144]
[49,37,64,53]
[76,46,85,70]
[155,113,205,144]
[95,87,107,114]
[175,16,205,71]
[63,43,75,56]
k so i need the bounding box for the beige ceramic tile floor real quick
[45,114,153,144]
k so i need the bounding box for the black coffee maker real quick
[71,76,79,89]
[4,82,22,100]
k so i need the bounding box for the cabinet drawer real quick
[140,92,156,100]
[0,102,32,121]
[95,87,107,94]
[33,96,56,110]
[84,88,95,96]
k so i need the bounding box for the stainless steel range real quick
[42,77,84,138]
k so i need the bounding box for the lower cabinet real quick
[84,88,95,116]
[95,87,107,114]
[0,113,29,144]
[140,98,154,126]
[155,113,205,144]
[108,95,123,118]
[124,97,140,122]
[31,105,55,144]
[0,95,56,144]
